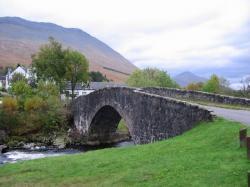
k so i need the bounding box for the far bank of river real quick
[0,141,134,165]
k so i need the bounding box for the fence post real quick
[240,128,247,147]
[248,171,250,187]
[247,137,250,159]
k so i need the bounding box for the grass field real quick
[0,118,249,186]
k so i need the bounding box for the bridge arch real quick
[88,105,133,142]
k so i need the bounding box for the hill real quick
[174,71,207,87]
[0,17,137,82]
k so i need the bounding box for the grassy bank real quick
[0,118,249,186]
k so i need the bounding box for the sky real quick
[0,0,250,88]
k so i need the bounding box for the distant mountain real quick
[0,17,137,82]
[173,71,207,87]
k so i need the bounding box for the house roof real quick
[65,82,87,91]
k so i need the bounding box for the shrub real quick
[11,73,28,84]
[36,81,60,99]
[186,82,203,91]
[2,97,18,112]
[10,81,32,99]
[24,96,45,112]
[0,98,19,133]
[1,80,69,138]
[41,96,67,134]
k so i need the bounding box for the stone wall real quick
[72,87,212,144]
[141,87,250,107]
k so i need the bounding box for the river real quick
[0,141,134,165]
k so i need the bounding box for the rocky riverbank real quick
[0,131,131,154]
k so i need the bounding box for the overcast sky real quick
[0,0,250,87]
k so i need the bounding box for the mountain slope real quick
[0,17,137,82]
[174,71,207,87]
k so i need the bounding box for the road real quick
[199,105,250,126]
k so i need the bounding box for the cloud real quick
[0,0,250,83]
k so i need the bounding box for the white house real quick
[61,81,127,100]
[5,65,32,90]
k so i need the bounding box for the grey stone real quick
[71,87,212,144]
[23,143,35,149]
[0,145,7,153]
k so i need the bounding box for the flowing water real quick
[0,141,134,165]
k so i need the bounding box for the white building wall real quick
[5,66,31,90]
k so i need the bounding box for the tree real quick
[11,73,27,84]
[64,49,89,99]
[89,71,109,82]
[186,82,203,91]
[127,68,179,88]
[32,38,89,97]
[202,74,220,93]
[31,37,66,92]
[239,76,250,97]
[36,80,60,99]
[219,77,230,88]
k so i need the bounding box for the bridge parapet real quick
[141,87,250,106]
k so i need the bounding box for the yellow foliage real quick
[24,96,45,112]
[2,97,18,112]
[186,82,203,91]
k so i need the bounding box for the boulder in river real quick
[0,145,7,153]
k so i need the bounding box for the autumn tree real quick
[186,82,203,91]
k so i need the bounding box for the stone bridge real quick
[71,87,212,144]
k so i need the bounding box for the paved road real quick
[199,105,250,126]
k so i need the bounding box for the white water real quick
[0,141,134,165]
[0,149,81,164]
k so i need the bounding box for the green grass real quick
[117,119,129,133]
[0,118,249,186]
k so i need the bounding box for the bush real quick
[202,74,220,93]
[41,96,67,134]
[2,97,18,112]
[10,81,32,97]
[24,96,45,112]
[0,98,19,133]
[36,81,60,99]
[11,73,28,84]
[0,80,68,138]
[186,82,203,91]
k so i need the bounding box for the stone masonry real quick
[71,87,212,144]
